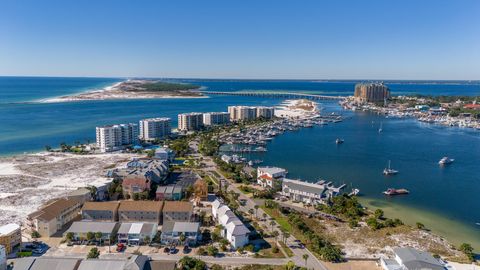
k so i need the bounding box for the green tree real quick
[87,247,100,259]
[416,222,425,230]
[86,231,95,241]
[272,230,279,242]
[65,232,74,242]
[459,243,475,262]
[94,232,103,244]
[179,233,186,245]
[207,246,219,256]
[31,230,41,240]
[284,261,296,270]
[374,209,384,219]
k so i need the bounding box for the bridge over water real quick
[199,91,347,101]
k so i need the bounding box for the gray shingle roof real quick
[394,247,445,270]
[283,179,326,194]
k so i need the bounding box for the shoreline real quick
[35,80,207,103]
[359,196,480,251]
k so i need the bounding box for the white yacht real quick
[383,160,399,175]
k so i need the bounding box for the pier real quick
[199,91,346,101]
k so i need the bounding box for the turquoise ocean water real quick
[0,77,479,248]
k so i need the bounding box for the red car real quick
[116,243,125,252]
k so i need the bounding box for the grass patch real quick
[260,206,293,233]
[279,241,294,257]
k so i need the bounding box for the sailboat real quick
[378,122,383,133]
[383,160,399,175]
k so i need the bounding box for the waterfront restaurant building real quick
[178,112,204,131]
[354,82,390,103]
[139,117,171,141]
[96,123,139,152]
[257,166,287,188]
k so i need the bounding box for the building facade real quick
[256,106,275,119]
[257,166,287,188]
[0,224,21,254]
[162,201,193,223]
[118,201,163,224]
[27,197,83,237]
[354,82,390,103]
[81,201,120,222]
[139,118,171,141]
[160,221,200,246]
[177,113,203,131]
[0,245,5,270]
[228,106,257,121]
[211,200,249,249]
[280,178,326,204]
[117,223,158,245]
[65,221,119,242]
[202,112,230,126]
[96,123,139,152]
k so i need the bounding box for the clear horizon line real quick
[0,75,479,82]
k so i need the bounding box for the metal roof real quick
[0,223,20,236]
[66,221,118,234]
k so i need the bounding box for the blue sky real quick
[1,0,479,79]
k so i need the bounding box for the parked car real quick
[169,247,177,254]
[116,243,125,252]
[163,247,170,253]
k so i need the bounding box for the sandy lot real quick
[0,152,136,226]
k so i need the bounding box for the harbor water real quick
[0,77,479,248]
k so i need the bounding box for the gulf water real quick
[1,77,479,248]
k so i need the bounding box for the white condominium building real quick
[256,106,275,119]
[178,112,203,131]
[139,117,171,141]
[96,123,138,152]
[203,112,230,126]
[228,106,257,121]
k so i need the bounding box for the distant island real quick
[39,80,204,102]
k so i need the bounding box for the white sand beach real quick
[0,152,137,226]
[37,80,207,103]
[275,99,320,118]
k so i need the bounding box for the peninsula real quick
[40,80,204,102]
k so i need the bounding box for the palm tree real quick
[270,220,276,231]
[179,233,186,246]
[254,205,259,218]
[283,232,290,244]
[248,209,254,220]
[262,213,267,221]
[272,231,279,242]
[302,253,309,267]
[94,232,102,245]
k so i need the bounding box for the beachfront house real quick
[256,166,287,188]
[27,197,83,237]
[380,247,445,270]
[117,223,158,245]
[160,221,200,246]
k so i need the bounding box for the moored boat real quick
[383,160,399,175]
[383,188,409,196]
[438,156,454,165]
[336,138,344,144]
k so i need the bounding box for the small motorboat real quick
[438,157,454,165]
[336,138,344,144]
[383,188,409,196]
[383,160,399,175]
